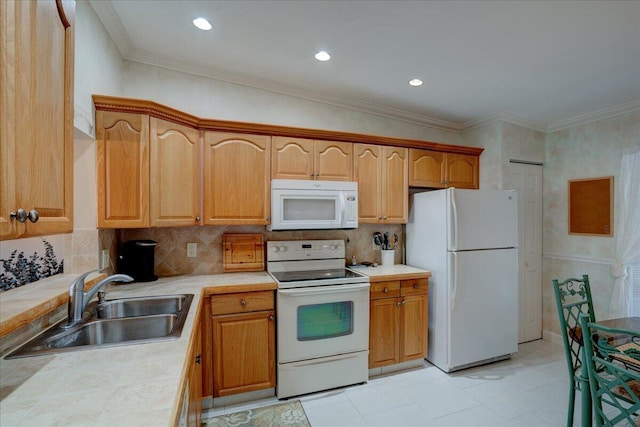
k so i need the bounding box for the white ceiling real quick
[90,0,640,132]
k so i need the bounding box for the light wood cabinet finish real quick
[271,137,353,180]
[369,278,428,368]
[1,0,75,240]
[210,291,276,397]
[354,144,408,224]
[187,316,202,427]
[203,132,271,225]
[410,149,479,189]
[150,118,201,227]
[96,111,150,228]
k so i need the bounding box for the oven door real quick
[277,282,369,363]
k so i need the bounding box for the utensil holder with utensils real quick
[381,249,395,266]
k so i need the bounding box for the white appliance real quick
[267,239,370,399]
[268,180,358,231]
[406,188,518,372]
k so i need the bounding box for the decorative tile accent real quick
[0,236,64,292]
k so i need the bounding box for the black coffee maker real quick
[117,240,158,282]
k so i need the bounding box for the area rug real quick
[202,400,311,427]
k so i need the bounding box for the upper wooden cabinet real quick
[354,144,408,224]
[1,0,75,240]
[272,137,353,181]
[203,132,271,225]
[409,149,479,189]
[96,113,202,228]
[96,111,150,228]
[150,118,201,227]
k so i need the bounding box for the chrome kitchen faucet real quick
[65,269,133,328]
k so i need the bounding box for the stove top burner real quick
[270,268,364,283]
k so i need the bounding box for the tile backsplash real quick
[119,223,403,277]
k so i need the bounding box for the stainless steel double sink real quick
[5,294,194,359]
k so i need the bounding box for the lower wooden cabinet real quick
[369,278,428,368]
[210,291,276,397]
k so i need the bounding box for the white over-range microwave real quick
[268,179,358,231]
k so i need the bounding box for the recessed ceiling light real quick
[315,51,331,62]
[409,79,423,87]
[193,17,212,31]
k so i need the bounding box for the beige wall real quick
[543,110,640,336]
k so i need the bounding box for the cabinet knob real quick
[9,208,38,223]
[413,284,419,289]
[240,299,247,306]
[195,216,201,222]
[383,287,389,293]
[396,300,403,307]
[310,173,314,177]
[269,315,274,321]
[195,354,201,365]
[383,216,388,220]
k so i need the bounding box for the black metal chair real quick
[552,275,596,427]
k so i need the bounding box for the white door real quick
[447,189,518,251]
[506,162,543,343]
[447,249,518,370]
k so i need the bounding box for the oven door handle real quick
[278,282,370,296]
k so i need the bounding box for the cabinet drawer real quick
[400,279,428,296]
[370,281,400,299]
[211,291,274,315]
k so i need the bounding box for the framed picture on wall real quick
[568,176,613,236]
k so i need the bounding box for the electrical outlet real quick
[187,243,198,258]
[100,249,110,269]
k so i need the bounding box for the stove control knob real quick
[271,246,279,252]
[336,244,344,250]
[329,244,337,250]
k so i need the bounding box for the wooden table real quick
[581,316,640,427]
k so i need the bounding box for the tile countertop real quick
[0,272,276,427]
[350,264,431,282]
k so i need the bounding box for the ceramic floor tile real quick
[362,403,440,427]
[303,400,368,427]
[404,378,482,419]
[202,339,576,427]
[346,381,412,416]
[435,405,509,426]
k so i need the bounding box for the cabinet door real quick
[369,298,399,368]
[96,111,150,228]
[203,132,270,225]
[314,140,353,181]
[271,136,314,180]
[353,144,382,223]
[409,149,446,188]
[212,310,275,397]
[400,294,428,362]
[1,0,74,239]
[446,153,479,189]
[381,146,408,223]
[150,118,201,227]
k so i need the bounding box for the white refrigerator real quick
[406,188,518,372]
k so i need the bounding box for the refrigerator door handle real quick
[450,252,458,311]
[450,189,458,251]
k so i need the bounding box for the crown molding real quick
[460,112,547,133]
[546,99,640,132]
[87,0,134,58]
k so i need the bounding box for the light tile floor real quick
[202,339,586,426]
